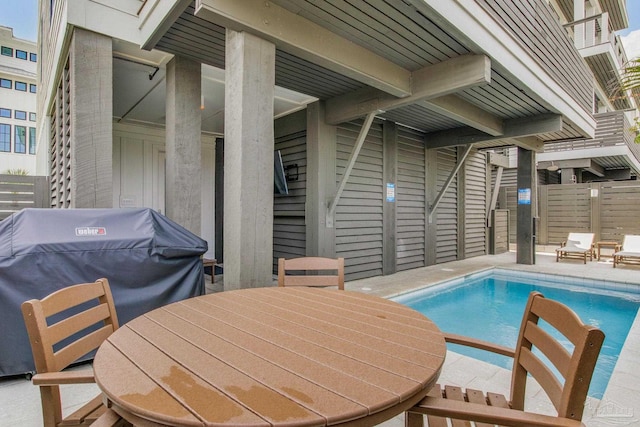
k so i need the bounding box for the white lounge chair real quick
[556,232,595,264]
[613,235,640,268]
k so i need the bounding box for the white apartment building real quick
[0,26,37,175]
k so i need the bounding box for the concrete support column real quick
[382,122,397,275]
[425,148,438,266]
[457,146,466,260]
[561,168,576,184]
[574,0,586,49]
[516,147,535,265]
[69,28,112,208]
[306,101,336,258]
[166,55,202,234]
[224,30,275,289]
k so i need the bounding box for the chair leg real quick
[405,411,424,427]
[39,386,62,427]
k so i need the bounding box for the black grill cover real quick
[0,208,208,377]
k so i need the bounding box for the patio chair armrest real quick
[32,371,96,385]
[410,396,585,427]
[444,333,515,358]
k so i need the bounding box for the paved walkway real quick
[2,249,639,426]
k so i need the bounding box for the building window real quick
[15,81,27,92]
[15,110,27,120]
[14,126,26,153]
[29,84,36,93]
[0,124,10,152]
[29,112,36,122]
[16,50,28,60]
[30,52,37,62]
[0,108,10,118]
[1,46,12,57]
[29,127,36,154]
[0,79,12,89]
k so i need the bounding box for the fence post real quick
[538,185,548,245]
[590,182,601,242]
[34,176,50,208]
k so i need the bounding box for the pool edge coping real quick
[383,266,640,424]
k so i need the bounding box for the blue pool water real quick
[393,271,640,398]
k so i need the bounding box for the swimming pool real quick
[392,269,640,398]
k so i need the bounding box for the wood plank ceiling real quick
[154,1,592,146]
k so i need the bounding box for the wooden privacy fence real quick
[0,175,49,220]
[501,181,640,245]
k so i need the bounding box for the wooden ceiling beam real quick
[420,94,503,136]
[325,55,491,125]
[196,0,411,97]
[426,114,562,152]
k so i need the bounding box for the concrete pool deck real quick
[348,249,640,427]
[2,249,639,426]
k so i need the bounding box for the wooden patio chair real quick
[21,278,127,427]
[556,232,595,264]
[613,235,640,268]
[278,257,345,290]
[405,291,604,427]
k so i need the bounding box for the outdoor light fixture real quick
[200,95,205,110]
[547,161,559,171]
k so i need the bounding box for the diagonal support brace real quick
[326,112,377,227]
[428,144,474,223]
[487,165,504,226]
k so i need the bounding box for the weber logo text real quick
[75,227,107,236]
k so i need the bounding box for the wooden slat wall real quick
[396,127,425,271]
[273,132,307,271]
[544,183,592,244]
[478,0,593,114]
[435,147,458,263]
[504,182,640,245]
[599,182,640,242]
[335,121,384,281]
[50,61,72,208]
[492,209,509,254]
[0,175,49,220]
[503,186,518,244]
[464,150,487,258]
[495,168,518,187]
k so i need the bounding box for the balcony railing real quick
[544,111,640,162]
[564,12,628,69]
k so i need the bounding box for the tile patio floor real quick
[2,248,639,426]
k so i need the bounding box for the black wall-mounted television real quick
[274,150,289,195]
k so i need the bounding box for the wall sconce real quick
[285,164,299,182]
[200,95,205,110]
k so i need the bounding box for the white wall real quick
[0,26,38,174]
[113,122,216,257]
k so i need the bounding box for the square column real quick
[224,30,276,289]
[306,101,336,258]
[382,121,397,274]
[69,28,112,208]
[166,56,202,234]
[516,147,536,265]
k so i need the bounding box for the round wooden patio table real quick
[94,287,445,427]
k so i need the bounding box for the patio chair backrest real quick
[278,257,345,290]
[622,235,640,252]
[566,232,594,250]
[22,278,119,374]
[21,278,120,427]
[509,292,604,419]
